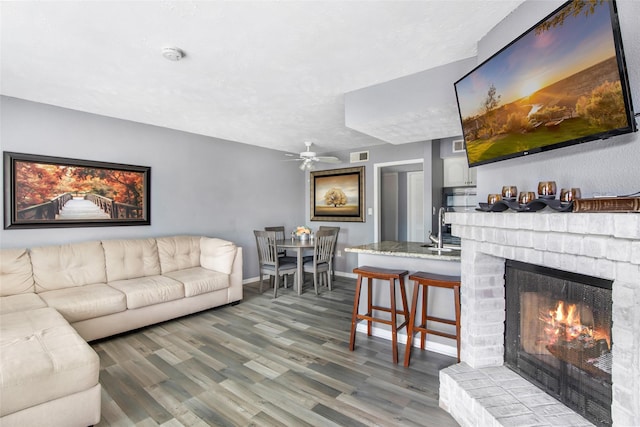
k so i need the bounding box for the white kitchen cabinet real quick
[444,157,476,187]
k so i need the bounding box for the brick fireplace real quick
[439,212,639,427]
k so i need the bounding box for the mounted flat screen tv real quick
[454,0,636,168]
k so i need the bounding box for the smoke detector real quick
[162,47,185,61]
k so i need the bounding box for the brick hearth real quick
[439,212,639,427]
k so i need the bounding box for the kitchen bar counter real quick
[345,240,461,261]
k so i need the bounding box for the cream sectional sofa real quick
[0,235,243,427]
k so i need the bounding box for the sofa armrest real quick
[198,241,242,303]
[228,247,243,302]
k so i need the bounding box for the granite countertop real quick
[345,240,461,261]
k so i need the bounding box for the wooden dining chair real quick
[254,230,297,298]
[302,229,336,294]
[264,226,296,262]
[318,226,340,280]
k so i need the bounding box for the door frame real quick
[373,158,423,242]
[407,170,424,242]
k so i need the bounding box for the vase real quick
[298,234,309,241]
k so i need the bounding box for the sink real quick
[421,244,459,252]
[426,247,454,252]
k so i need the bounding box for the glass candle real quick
[518,191,536,204]
[502,186,517,200]
[572,188,582,199]
[537,181,557,198]
[487,194,502,204]
[560,187,582,203]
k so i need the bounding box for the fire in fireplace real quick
[539,299,611,379]
[505,260,613,426]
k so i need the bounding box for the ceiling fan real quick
[286,142,341,170]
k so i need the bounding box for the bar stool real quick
[404,271,461,367]
[349,266,409,364]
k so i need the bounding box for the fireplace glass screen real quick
[505,260,613,426]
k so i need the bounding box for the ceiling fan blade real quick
[289,142,337,169]
[315,156,341,163]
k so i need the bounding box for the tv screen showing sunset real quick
[455,0,632,167]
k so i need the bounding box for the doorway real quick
[374,159,424,242]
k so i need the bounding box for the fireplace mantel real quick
[439,212,639,427]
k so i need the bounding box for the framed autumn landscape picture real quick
[4,152,150,229]
[310,166,364,222]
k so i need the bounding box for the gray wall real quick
[0,96,305,280]
[474,0,640,198]
[439,136,465,159]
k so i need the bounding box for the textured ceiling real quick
[0,1,524,155]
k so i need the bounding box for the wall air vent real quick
[350,151,369,163]
[452,139,465,153]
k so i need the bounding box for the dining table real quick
[276,238,314,295]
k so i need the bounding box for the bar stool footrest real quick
[370,305,409,316]
[425,315,457,326]
[355,316,409,331]
[415,325,458,341]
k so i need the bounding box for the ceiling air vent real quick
[452,139,465,153]
[350,151,369,163]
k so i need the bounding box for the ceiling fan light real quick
[299,160,315,171]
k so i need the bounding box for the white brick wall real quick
[441,212,640,427]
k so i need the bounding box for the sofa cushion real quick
[157,235,201,274]
[164,266,230,297]
[102,238,161,282]
[0,248,35,297]
[0,307,99,417]
[30,241,107,292]
[38,283,127,323]
[108,276,184,309]
[0,293,48,315]
[200,237,237,275]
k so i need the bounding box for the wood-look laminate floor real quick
[93,276,459,426]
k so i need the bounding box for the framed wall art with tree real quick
[310,166,365,222]
[3,152,151,229]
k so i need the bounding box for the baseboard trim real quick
[243,276,260,285]
[335,270,357,279]
[355,323,457,358]
[244,270,356,285]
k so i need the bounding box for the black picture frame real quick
[4,152,151,229]
[310,166,365,222]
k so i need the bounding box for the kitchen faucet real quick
[428,207,446,249]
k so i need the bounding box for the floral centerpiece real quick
[294,226,311,240]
